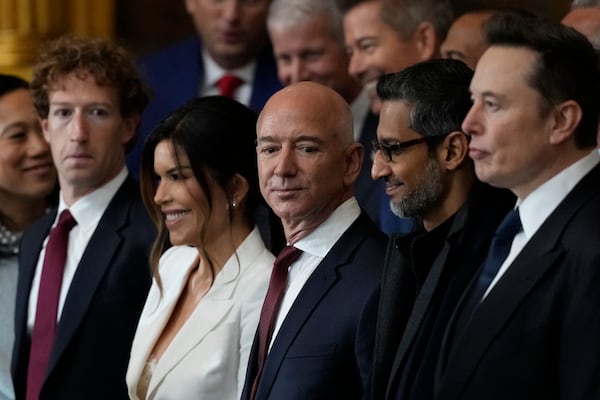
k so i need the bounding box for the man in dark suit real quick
[435,14,600,399]
[11,36,155,400]
[241,81,386,400]
[266,0,397,232]
[127,0,282,179]
[369,60,515,400]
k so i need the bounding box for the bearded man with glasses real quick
[369,58,515,400]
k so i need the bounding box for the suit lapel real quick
[438,164,600,398]
[147,258,240,396]
[47,179,134,373]
[257,215,369,398]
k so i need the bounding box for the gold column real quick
[0,0,114,78]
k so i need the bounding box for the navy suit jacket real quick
[241,212,387,400]
[11,176,155,400]
[435,163,600,400]
[127,36,282,178]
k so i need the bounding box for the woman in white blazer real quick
[127,97,278,400]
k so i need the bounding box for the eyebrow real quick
[0,121,28,137]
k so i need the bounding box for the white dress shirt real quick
[484,151,600,298]
[200,49,256,106]
[27,168,128,330]
[268,197,361,350]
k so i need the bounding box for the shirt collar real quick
[293,197,361,258]
[202,49,257,89]
[518,150,600,239]
[57,167,128,232]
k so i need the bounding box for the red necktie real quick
[250,245,302,399]
[27,210,77,400]
[216,74,243,98]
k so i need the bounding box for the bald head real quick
[256,81,362,241]
[259,81,354,146]
[441,11,493,69]
[562,7,600,49]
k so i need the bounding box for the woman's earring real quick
[231,201,237,208]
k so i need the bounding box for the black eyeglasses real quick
[371,136,445,162]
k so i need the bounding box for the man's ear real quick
[344,143,363,187]
[412,21,438,61]
[439,131,470,170]
[548,100,582,145]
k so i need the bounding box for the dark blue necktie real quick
[464,208,522,315]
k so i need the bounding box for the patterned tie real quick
[464,208,522,315]
[250,245,303,399]
[27,210,77,400]
[216,74,243,98]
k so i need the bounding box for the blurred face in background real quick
[344,0,426,113]
[185,0,271,69]
[269,12,361,103]
[0,88,56,205]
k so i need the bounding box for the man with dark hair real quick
[370,59,514,400]
[11,35,155,400]
[436,13,600,399]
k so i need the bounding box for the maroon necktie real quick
[27,210,77,400]
[216,74,243,98]
[250,245,302,399]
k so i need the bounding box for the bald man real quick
[241,82,386,400]
[562,1,600,49]
[441,11,494,69]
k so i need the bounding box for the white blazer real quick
[126,227,273,400]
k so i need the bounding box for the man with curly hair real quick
[11,35,155,400]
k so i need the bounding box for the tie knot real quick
[274,245,302,269]
[57,209,77,232]
[216,74,243,98]
[496,208,521,240]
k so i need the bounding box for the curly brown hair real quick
[31,34,151,152]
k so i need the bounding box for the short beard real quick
[390,155,444,219]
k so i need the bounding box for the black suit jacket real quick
[371,183,515,400]
[435,163,600,400]
[11,176,155,400]
[241,212,387,400]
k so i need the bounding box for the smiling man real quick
[369,59,514,400]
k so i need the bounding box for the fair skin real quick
[343,1,433,113]
[41,72,138,206]
[256,82,362,243]
[372,99,472,230]
[463,46,587,200]
[0,89,56,231]
[150,139,250,362]
[185,0,271,69]
[562,7,600,47]
[441,11,492,69]
[562,7,600,146]
[269,12,362,103]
